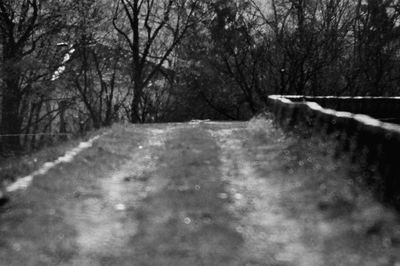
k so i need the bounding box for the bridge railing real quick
[282,95,400,123]
[267,95,400,209]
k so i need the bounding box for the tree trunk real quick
[130,86,143,123]
[1,58,23,152]
[59,101,68,141]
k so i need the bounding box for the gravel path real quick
[0,120,399,265]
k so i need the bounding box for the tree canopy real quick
[1,0,400,153]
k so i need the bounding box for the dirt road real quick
[1,120,400,265]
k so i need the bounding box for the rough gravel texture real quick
[0,119,400,266]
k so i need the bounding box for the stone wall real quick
[267,95,400,209]
[284,96,400,123]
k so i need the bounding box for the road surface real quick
[1,120,400,265]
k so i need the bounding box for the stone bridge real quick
[0,120,400,265]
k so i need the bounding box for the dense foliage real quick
[1,0,400,153]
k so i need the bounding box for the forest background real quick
[1,0,400,153]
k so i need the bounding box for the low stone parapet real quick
[283,95,400,123]
[267,95,400,209]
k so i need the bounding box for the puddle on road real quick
[69,128,170,261]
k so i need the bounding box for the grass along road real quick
[0,119,400,265]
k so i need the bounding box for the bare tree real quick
[112,0,199,122]
[0,0,66,151]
